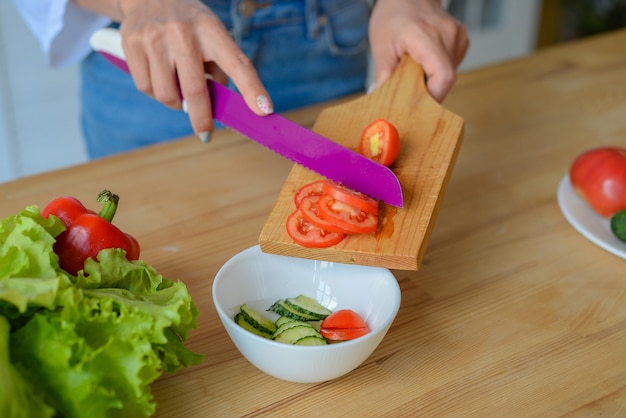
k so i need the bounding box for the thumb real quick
[369,48,398,93]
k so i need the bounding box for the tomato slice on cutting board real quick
[286,209,346,248]
[299,196,351,234]
[322,182,379,215]
[294,180,327,208]
[359,118,400,167]
[287,180,382,247]
[317,195,378,234]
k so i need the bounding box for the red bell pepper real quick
[42,190,140,275]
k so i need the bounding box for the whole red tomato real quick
[570,147,626,217]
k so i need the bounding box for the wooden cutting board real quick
[259,56,464,270]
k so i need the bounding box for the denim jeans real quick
[80,0,371,159]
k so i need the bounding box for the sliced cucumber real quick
[234,313,272,339]
[294,335,328,346]
[273,325,324,344]
[267,299,319,321]
[611,210,626,242]
[274,315,296,327]
[284,295,332,320]
[240,304,277,335]
[234,295,340,345]
[272,320,312,339]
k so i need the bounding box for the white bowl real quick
[212,245,401,383]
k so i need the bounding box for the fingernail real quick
[182,100,189,113]
[198,131,211,144]
[256,95,273,114]
[367,82,378,94]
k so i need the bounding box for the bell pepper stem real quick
[96,190,119,222]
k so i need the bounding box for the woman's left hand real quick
[368,0,469,102]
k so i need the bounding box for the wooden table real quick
[3,29,626,417]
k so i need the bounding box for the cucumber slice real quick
[294,336,328,346]
[272,320,312,339]
[611,210,626,242]
[273,325,324,344]
[284,295,332,320]
[234,313,272,339]
[267,300,319,321]
[274,316,296,327]
[240,304,277,335]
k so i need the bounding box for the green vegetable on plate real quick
[610,209,626,242]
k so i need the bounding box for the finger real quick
[369,41,399,91]
[403,34,457,102]
[121,33,155,97]
[453,28,470,67]
[145,41,183,109]
[424,68,455,102]
[419,54,456,102]
[176,48,215,136]
[212,35,273,115]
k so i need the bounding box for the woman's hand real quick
[369,0,469,102]
[104,0,273,140]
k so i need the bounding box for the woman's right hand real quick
[114,0,273,139]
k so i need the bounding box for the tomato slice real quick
[294,180,327,208]
[320,310,370,341]
[299,196,352,234]
[317,195,378,234]
[320,327,370,341]
[322,182,379,215]
[285,209,346,248]
[320,309,369,330]
[358,118,400,167]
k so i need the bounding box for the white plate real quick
[557,174,626,259]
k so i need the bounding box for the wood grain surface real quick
[2,29,626,417]
[259,56,464,270]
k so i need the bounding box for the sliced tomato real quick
[317,195,378,234]
[320,327,370,341]
[294,180,327,208]
[359,118,400,167]
[286,209,346,248]
[299,196,352,234]
[322,182,379,215]
[320,309,369,330]
[320,309,370,341]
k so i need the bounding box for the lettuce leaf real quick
[0,205,65,280]
[0,316,55,418]
[0,206,204,418]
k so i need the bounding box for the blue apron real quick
[80,0,371,158]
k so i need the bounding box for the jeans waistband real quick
[112,1,367,44]
[226,0,355,41]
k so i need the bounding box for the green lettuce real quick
[0,206,204,418]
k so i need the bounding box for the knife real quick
[89,28,403,207]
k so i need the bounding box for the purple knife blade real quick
[90,28,403,207]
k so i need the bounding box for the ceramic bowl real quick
[212,245,401,383]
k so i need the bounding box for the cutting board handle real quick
[368,55,440,112]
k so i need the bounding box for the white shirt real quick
[14,0,111,67]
